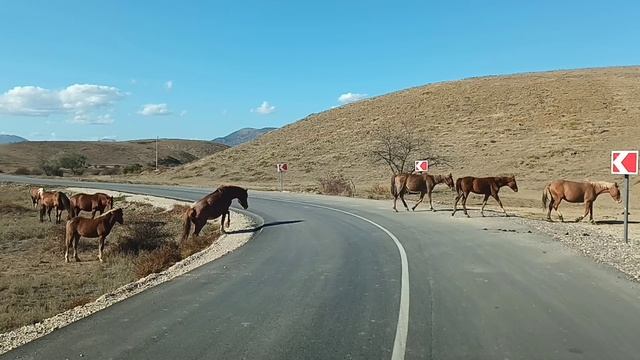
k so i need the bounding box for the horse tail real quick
[455,178,463,195]
[390,175,397,197]
[181,207,195,242]
[542,183,550,209]
[61,192,75,218]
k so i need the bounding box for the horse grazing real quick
[65,208,124,263]
[30,187,44,208]
[391,173,454,212]
[181,186,248,242]
[40,191,75,223]
[452,176,518,217]
[70,192,114,218]
[542,180,621,223]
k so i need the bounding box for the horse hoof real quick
[465,214,470,218]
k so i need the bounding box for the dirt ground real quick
[0,183,219,333]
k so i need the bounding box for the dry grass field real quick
[0,183,219,333]
[0,139,228,174]
[145,67,640,212]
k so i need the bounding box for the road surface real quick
[2,175,640,360]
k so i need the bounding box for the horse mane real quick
[589,181,616,189]
[98,208,120,218]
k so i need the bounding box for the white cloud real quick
[165,80,173,91]
[251,101,276,115]
[138,103,171,116]
[0,84,124,118]
[69,113,115,125]
[179,110,187,117]
[338,92,368,104]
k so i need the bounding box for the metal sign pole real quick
[625,174,630,244]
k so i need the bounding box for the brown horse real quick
[30,187,43,208]
[40,191,75,223]
[181,186,248,241]
[391,173,455,212]
[542,180,621,223]
[452,176,518,217]
[70,192,114,218]
[65,208,124,263]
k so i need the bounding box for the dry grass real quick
[318,172,354,196]
[0,184,220,333]
[0,139,228,173]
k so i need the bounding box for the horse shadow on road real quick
[226,220,304,234]
[596,219,640,225]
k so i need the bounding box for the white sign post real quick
[611,151,638,244]
[415,160,429,173]
[276,163,288,192]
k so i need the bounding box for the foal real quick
[65,208,124,263]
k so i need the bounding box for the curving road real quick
[3,175,640,359]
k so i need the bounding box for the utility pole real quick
[155,136,159,171]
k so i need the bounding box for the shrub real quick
[13,167,31,175]
[58,153,87,175]
[134,243,181,278]
[114,221,172,255]
[366,184,390,199]
[318,172,355,196]
[99,167,122,176]
[39,159,63,177]
[123,163,143,174]
[179,232,218,259]
[29,167,44,175]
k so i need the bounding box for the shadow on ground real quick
[226,220,304,234]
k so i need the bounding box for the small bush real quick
[134,243,181,278]
[114,221,172,255]
[13,167,31,175]
[29,167,44,175]
[99,167,122,176]
[179,232,218,259]
[366,184,390,199]
[123,163,143,174]
[39,160,63,177]
[318,172,355,196]
[58,153,87,175]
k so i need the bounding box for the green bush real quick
[123,163,143,174]
[39,160,63,177]
[13,167,31,175]
[58,153,87,175]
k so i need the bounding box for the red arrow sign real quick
[277,163,288,172]
[612,151,638,175]
[415,160,429,172]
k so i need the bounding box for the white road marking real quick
[262,198,410,360]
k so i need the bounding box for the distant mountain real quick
[0,134,28,144]
[213,127,277,147]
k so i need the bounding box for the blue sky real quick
[0,0,638,141]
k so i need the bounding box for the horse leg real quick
[47,207,53,222]
[546,197,554,221]
[98,235,105,262]
[221,213,227,233]
[493,193,508,217]
[65,232,71,263]
[399,192,410,211]
[480,194,490,217]
[393,194,398,212]
[73,234,81,262]
[576,201,590,222]
[462,192,470,217]
[411,192,425,211]
[193,219,206,237]
[553,199,564,222]
[226,211,231,227]
[39,205,45,222]
[428,189,435,212]
[452,194,461,216]
[91,208,97,219]
[587,201,595,224]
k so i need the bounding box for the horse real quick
[40,191,75,223]
[181,186,248,242]
[65,208,124,263]
[30,187,44,208]
[542,180,621,223]
[452,176,518,217]
[391,173,454,212]
[70,192,114,218]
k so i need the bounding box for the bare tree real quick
[370,120,448,174]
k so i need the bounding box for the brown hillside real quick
[0,140,228,172]
[168,67,640,195]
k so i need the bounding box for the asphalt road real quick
[3,175,640,360]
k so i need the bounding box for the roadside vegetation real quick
[0,183,219,333]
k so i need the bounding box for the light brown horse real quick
[30,187,43,208]
[391,173,455,212]
[542,180,621,223]
[181,186,248,241]
[40,191,75,223]
[65,208,124,263]
[452,176,518,217]
[70,192,114,218]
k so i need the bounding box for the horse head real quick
[507,176,518,192]
[238,188,249,209]
[445,173,455,190]
[611,182,622,203]
[107,195,114,209]
[113,208,124,224]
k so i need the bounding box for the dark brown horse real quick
[40,191,75,223]
[70,192,114,218]
[65,208,124,262]
[452,176,518,217]
[391,173,454,212]
[30,187,43,208]
[181,186,248,241]
[542,180,621,223]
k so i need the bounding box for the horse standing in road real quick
[391,173,455,212]
[30,187,43,208]
[452,176,518,217]
[40,191,75,223]
[181,186,249,241]
[542,180,621,223]
[70,192,114,218]
[65,208,124,262]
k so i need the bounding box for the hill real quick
[0,139,228,173]
[0,135,27,144]
[167,67,640,197]
[212,127,277,146]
